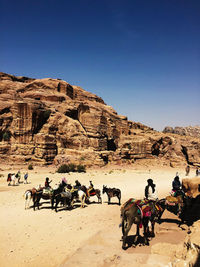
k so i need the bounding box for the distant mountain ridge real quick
[163,126,200,138]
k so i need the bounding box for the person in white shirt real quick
[145,178,158,201]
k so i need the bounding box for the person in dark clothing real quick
[45,177,52,188]
[172,174,181,191]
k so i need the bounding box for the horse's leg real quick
[150,221,155,237]
[55,197,59,212]
[143,219,149,245]
[122,216,134,249]
[108,195,110,204]
[118,196,121,206]
[81,194,86,208]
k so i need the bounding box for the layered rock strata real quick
[0,72,200,167]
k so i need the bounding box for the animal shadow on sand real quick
[122,234,150,250]
[104,201,120,205]
[158,218,181,225]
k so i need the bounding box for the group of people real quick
[44,177,95,196]
[144,172,183,201]
[7,171,28,186]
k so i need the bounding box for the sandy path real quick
[0,166,193,267]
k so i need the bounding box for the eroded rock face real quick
[151,221,200,267]
[163,126,200,139]
[0,72,200,166]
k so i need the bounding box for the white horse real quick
[71,190,87,208]
[23,188,37,209]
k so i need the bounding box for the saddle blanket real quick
[124,198,152,218]
[166,196,182,206]
[43,188,53,195]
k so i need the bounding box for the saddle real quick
[123,198,152,218]
[60,191,71,198]
[42,188,53,195]
[166,195,182,206]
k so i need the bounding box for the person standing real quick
[24,172,28,184]
[7,173,12,186]
[185,165,190,176]
[145,178,158,201]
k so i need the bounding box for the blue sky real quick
[1,0,200,131]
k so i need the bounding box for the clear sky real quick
[1,0,200,131]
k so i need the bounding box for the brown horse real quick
[74,180,102,204]
[120,199,151,249]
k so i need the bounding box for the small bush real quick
[68,163,76,172]
[28,164,33,170]
[77,164,86,173]
[80,156,85,161]
[3,131,11,141]
[57,164,70,173]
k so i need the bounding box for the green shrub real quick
[68,163,76,172]
[28,164,33,170]
[77,164,86,173]
[3,131,11,141]
[57,164,70,173]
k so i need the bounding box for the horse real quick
[74,180,102,204]
[33,183,66,210]
[102,185,121,205]
[53,190,78,212]
[120,198,155,249]
[23,188,37,209]
[71,189,87,208]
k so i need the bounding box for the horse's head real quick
[102,185,107,194]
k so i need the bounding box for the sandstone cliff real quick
[0,72,200,167]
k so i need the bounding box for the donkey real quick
[102,185,121,205]
[120,199,151,249]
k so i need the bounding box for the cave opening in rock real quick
[151,143,160,156]
[32,110,51,134]
[107,139,117,151]
[65,110,78,120]
[100,154,108,164]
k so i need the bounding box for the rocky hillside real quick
[163,126,200,138]
[0,72,200,167]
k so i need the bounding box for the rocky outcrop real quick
[151,221,200,267]
[0,72,200,167]
[163,126,200,139]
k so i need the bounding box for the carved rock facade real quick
[0,72,200,167]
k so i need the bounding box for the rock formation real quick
[163,126,200,138]
[151,220,200,266]
[0,72,200,167]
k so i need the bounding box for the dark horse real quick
[52,190,78,212]
[102,185,121,205]
[33,183,65,210]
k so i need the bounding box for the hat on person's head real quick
[62,177,67,184]
[147,178,153,184]
[46,177,49,181]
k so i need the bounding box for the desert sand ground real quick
[0,164,195,267]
